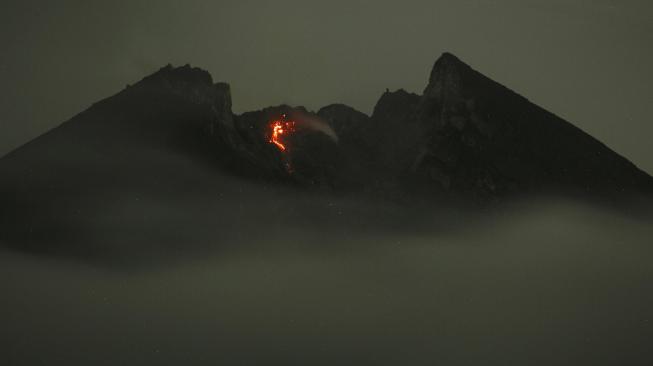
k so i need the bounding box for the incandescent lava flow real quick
[268,114,296,152]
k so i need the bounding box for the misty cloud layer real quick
[2,197,653,365]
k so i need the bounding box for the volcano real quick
[0,53,652,257]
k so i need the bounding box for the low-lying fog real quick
[2,171,653,365]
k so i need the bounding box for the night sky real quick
[1,0,652,175]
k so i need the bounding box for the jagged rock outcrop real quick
[130,64,216,104]
[367,89,422,184]
[411,53,653,197]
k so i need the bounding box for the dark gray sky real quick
[1,0,651,173]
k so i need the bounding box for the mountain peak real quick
[422,52,472,100]
[436,52,463,65]
[372,88,420,120]
[128,64,228,107]
[141,64,214,87]
[430,52,468,77]
[414,52,653,196]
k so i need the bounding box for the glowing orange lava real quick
[269,114,296,151]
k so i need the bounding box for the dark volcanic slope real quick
[410,53,653,197]
[0,65,236,255]
[0,53,652,257]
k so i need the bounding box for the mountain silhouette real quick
[412,53,653,197]
[1,53,651,257]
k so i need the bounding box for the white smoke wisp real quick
[292,111,339,143]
